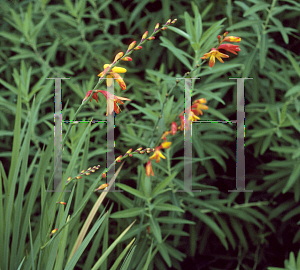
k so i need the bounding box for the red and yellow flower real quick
[201,32,241,68]
[98,64,127,90]
[217,44,241,55]
[149,147,166,163]
[83,90,131,115]
[192,98,209,115]
[201,48,229,68]
[146,160,154,177]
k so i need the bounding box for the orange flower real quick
[146,160,154,177]
[161,131,171,140]
[149,147,166,163]
[98,64,127,90]
[161,141,171,149]
[189,111,200,121]
[217,44,241,55]
[192,98,209,115]
[97,90,131,115]
[201,48,229,68]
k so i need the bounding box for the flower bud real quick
[115,155,122,162]
[95,183,108,191]
[218,35,222,43]
[50,228,58,236]
[57,201,66,205]
[127,41,136,52]
[165,19,171,26]
[142,31,148,40]
[171,122,177,135]
[147,37,155,41]
[113,52,124,62]
[154,23,159,32]
[134,46,142,51]
[121,57,132,61]
[171,19,177,24]
[223,36,241,43]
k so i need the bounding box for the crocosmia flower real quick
[146,160,154,177]
[97,90,131,115]
[192,98,209,115]
[201,48,229,68]
[161,141,171,149]
[83,90,100,103]
[202,33,241,68]
[149,147,166,163]
[83,90,131,115]
[98,64,127,90]
[217,44,241,55]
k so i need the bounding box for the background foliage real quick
[0,0,299,269]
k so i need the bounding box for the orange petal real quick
[110,72,126,90]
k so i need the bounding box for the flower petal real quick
[110,72,126,90]
[111,66,127,73]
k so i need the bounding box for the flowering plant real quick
[1,1,299,269]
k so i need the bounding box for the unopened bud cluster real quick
[66,165,101,184]
[114,147,155,163]
[125,18,177,56]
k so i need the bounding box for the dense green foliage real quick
[0,0,299,269]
